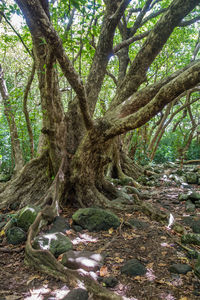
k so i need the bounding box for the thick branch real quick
[179,16,200,27]
[85,0,130,113]
[104,60,200,140]
[15,0,93,130]
[106,59,200,120]
[111,0,199,108]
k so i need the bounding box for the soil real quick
[0,176,200,300]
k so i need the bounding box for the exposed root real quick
[25,206,123,300]
[0,151,52,209]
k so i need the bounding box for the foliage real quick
[0,0,199,173]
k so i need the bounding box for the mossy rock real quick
[6,227,26,245]
[181,233,200,245]
[121,259,147,276]
[72,208,120,232]
[17,205,40,231]
[186,173,198,184]
[33,232,73,258]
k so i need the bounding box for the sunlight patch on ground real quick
[24,285,69,300]
[37,233,59,250]
[146,268,156,281]
[72,233,98,245]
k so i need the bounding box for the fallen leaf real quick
[179,297,188,300]
[161,236,167,240]
[0,229,5,237]
[158,263,167,267]
[178,257,189,264]
[156,279,166,284]
[115,257,124,263]
[100,266,108,277]
[26,274,41,285]
[147,262,154,269]
[108,228,114,234]
[140,246,145,251]
[57,254,64,261]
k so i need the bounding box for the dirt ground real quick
[0,181,200,300]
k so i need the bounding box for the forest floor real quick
[0,174,200,300]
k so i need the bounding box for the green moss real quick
[17,205,40,231]
[72,208,120,232]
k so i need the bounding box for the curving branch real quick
[103,60,200,140]
[23,62,36,158]
[113,30,150,54]
[0,11,32,57]
[128,0,153,37]
[110,0,200,109]
[179,15,200,27]
[15,0,94,130]
[106,59,200,120]
[140,8,167,27]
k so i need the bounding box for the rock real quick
[60,250,104,271]
[188,191,200,201]
[102,276,118,288]
[169,263,192,274]
[181,233,200,245]
[72,208,120,232]
[47,216,70,234]
[176,169,184,176]
[178,193,189,202]
[128,218,148,230]
[181,182,190,189]
[71,224,83,232]
[62,288,88,300]
[191,219,200,233]
[172,224,185,234]
[9,201,20,211]
[186,173,198,184]
[118,176,133,186]
[121,259,147,277]
[195,201,200,208]
[185,200,196,212]
[182,216,195,227]
[6,227,26,245]
[17,205,40,231]
[33,232,73,257]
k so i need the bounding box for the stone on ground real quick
[181,233,200,246]
[169,263,192,274]
[33,232,73,257]
[121,259,147,277]
[72,208,120,232]
[47,216,70,234]
[17,205,40,231]
[6,227,26,245]
[62,288,88,300]
[60,250,104,271]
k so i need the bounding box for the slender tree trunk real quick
[0,64,24,173]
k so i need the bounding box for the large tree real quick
[0,0,200,298]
